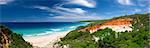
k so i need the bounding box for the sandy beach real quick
[23,31,70,48]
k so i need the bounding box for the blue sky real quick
[0,0,149,22]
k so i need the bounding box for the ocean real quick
[1,22,88,36]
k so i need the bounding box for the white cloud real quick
[51,15,101,20]
[55,7,86,14]
[33,6,51,11]
[137,0,149,7]
[117,0,134,5]
[0,0,14,5]
[49,14,54,16]
[32,6,100,22]
[32,6,86,15]
[133,9,142,13]
[66,0,96,8]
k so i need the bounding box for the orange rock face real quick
[78,18,133,33]
[102,18,132,26]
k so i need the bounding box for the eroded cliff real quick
[0,25,32,48]
[78,18,133,33]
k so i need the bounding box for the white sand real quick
[23,31,70,47]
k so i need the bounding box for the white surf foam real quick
[50,29,62,31]
[23,23,90,37]
[69,26,77,29]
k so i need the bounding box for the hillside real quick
[57,13,150,48]
[0,25,32,48]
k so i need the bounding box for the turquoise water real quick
[1,22,88,36]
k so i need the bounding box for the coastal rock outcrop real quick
[0,25,11,48]
[78,18,133,33]
[0,25,32,48]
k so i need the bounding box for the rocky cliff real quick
[0,25,32,48]
[0,25,11,48]
[78,18,133,33]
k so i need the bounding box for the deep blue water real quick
[1,22,88,36]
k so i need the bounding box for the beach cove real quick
[23,31,70,48]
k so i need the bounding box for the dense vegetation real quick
[59,13,150,48]
[0,25,32,48]
[9,33,32,48]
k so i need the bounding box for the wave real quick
[69,26,77,29]
[23,23,89,37]
[49,29,62,32]
[24,31,54,36]
[24,28,65,37]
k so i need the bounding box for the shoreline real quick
[23,30,71,47]
[22,23,90,48]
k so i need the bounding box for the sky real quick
[0,0,149,22]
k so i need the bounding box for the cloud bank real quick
[31,0,100,22]
[0,0,14,5]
